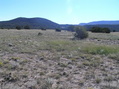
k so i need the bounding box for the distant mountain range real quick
[0,18,119,31]
[79,21,119,32]
[0,17,60,29]
[79,20,119,25]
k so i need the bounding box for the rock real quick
[8,43,13,47]
[40,57,44,60]
[52,82,57,89]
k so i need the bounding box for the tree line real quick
[90,27,110,33]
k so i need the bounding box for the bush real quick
[74,26,88,39]
[38,32,42,36]
[90,27,110,33]
[102,28,110,33]
[41,28,46,31]
[16,26,21,30]
[68,25,75,32]
[24,25,30,29]
[113,30,116,32]
[55,28,61,32]
[0,27,4,29]
[90,27,101,32]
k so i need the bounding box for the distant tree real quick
[102,28,110,33]
[16,26,21,30]
[55,28,61,32]
[41,28,46,31]
[24,25,30,29]
[90,27,101,32]
[90,27,110,33]
[113,30,116,32]
[68,25,75,32]
[74,26,88,39]
[0,27,4,29]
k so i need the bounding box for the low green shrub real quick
[38,32,42,36]
[41,28,46,31]
[55,28,61,32]
[74,26,88,39]
[16,26,21,30]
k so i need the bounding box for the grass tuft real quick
[82,44,119,55]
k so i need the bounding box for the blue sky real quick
[0,0,119,24]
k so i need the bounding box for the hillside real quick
[79,20,119,32]
[80,20,119,25]
[0,17,60,29]
[1,18,119,31]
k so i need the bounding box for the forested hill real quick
[0,17,60,29]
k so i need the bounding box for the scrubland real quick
[0,29,119,89]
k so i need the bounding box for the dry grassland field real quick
[0,29,119,89]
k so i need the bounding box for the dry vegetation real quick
[0,29,119,89]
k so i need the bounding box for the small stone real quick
[52,82,57,89]
[8,43,13,47]
[40,57,44,60]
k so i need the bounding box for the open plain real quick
[0,29,119,89]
